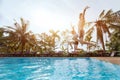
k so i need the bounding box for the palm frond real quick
[20,18,29,34]
[102,24,111,36]
[5,26,16,31]
[109,23,120,29]
[104,9,113,18]
[85,22,94,28]
[85,27,94,35]
[14,22,21,30]
[99,10,105,19]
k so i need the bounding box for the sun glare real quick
[30,9,70,32]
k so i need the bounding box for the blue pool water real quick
[0,58,120,80]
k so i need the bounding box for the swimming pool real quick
[0,58,120,80]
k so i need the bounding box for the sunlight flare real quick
[30,9,70,31]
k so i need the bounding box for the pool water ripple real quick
[0,57,120,80]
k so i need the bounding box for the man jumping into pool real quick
[78,6,95,46]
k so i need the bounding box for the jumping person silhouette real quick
[78,6,95,46]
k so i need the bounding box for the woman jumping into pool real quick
[78,6,95,46]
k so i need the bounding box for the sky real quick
[0,0,120,34]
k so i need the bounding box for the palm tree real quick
[38,32,53,53]
[87,10,113,51]
[49,29,60,51]
[5,18,36,53]
[60,29,72,53]
[106,10,120,51]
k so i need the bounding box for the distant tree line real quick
[0,9,120,55]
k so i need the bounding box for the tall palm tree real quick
[5,18,35,53]
[87,10,113,51]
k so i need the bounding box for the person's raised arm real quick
[83,6,90,18]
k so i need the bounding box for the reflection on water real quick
[0,58,120,80]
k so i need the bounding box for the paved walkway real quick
[94,57,120,65]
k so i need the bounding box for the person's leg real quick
[73,41,78,51]
[74,44,78,51]
[69,41,73,49]
[79,30,96,46]
[79,39,96,46]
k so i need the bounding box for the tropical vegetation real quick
[0,9,120,57]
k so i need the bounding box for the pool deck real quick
[94,57,120,65]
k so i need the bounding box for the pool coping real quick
[93,57,120,65]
